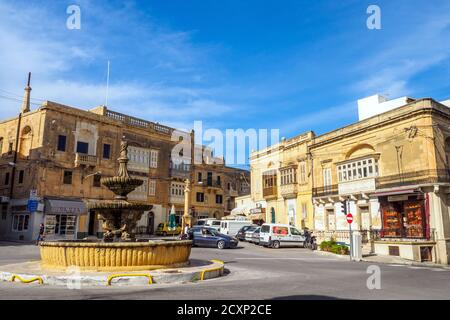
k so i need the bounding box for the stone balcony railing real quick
[280,183,298,198]
[105,109,174,135]
[169,195,185,204]
[74,153,97,167]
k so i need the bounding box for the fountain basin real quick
[39,240,192,271]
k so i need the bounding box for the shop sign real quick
[388,195,409,202]
[27,199,39,212]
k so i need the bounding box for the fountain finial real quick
[117,140,130,178]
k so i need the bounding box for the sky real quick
[1,0,450,167]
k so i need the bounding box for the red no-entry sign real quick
[346,213,353,224]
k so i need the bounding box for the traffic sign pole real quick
[345,201,353,261]
[349,220,353,261]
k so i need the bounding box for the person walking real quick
[36,223,45,245]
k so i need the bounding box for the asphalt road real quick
[0,240,449,300]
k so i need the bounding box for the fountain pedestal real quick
[39,140,192,271]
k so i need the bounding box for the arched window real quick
[19,126,32,158]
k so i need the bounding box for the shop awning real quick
[45,199,87,215]
[373,188,420,197]
[249,213,264,221]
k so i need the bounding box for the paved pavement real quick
[0,240,449,300]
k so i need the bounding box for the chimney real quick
[20,72,32,114]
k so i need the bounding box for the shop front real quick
[43,198,86,241]
[374,189,436,262]
[249,207,266,225]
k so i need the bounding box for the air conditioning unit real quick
[0,196,10,203]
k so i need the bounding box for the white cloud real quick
[353,14,450,98]
[0,1,242,130]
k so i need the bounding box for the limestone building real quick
[0,76,249,241]
[191,145,250,221]
[311,98,450,264]
[250,132,315,230]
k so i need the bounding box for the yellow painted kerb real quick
[11,275,44,285]
[199,260,225,281]
[107,274,154,285]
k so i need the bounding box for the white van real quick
[194,218,221,231]
[259,223,306,248]
[220,220,253,236]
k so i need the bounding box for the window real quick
[263,170,277,189]
[299,161,307,184]
[148,179,156,196]
[103,144,111,159]
[197,172,202,182]
[76,141,89,154]
[337,158,379,182]
[216,194,223,204]
[323,168,332,187]
[150,149,158,168]
[57,135,67,152]
[63,171,72,184]
[196,192,205,202]
[280,167,296,185]
[12,214,30,232]
[18,170,24,184]
[4,172,10,185]
[273,226,288,235]
[217,176,221,186]
[8,142,13,155]
[93,174,101,187]
[170,182,185,197]
[0,137,3,154]
[44,215,76,236]
[290,227,302,235]
[302,202,308,219]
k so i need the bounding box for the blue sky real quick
[1,0,450,166]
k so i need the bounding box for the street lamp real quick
[83,171,102,180]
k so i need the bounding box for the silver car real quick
[245,226,260,243]
[251,227,261,245]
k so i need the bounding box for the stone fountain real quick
[39,141,192,271]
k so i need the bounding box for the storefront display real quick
[380,196,426,239]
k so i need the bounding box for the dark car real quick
[188,227,238,249]
[236,225,257,241]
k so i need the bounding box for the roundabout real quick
[0,258,225,287]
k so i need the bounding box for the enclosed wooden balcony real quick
[263,186,278,199]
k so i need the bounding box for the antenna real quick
[105,60,110,107]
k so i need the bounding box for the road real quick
[0,240,449,300]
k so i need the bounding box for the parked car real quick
[251,227,261,245]
[188,227,239,249]
[155,223,182,236]
[244,226,258,242]
[259,223,306,248]
[236,225,257,241]
[220,220,253,236]
[193,218,221,231]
